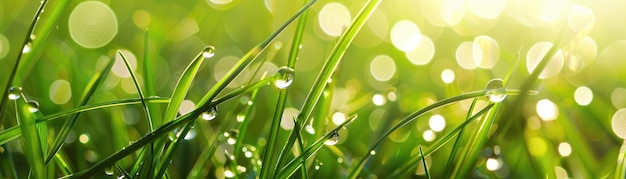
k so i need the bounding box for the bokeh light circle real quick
[0,34,9,59]
[612,108,626,139]
[405,36,435,65]
[473,35,500,69]
[456,41,477,69]
[318,2,351,37]
[568,5,595,34]
[390,20,421,52]
[574,86,593,106]
[467,0,506,19]
[536,99,558,121]
[69,1,118,48]
[49,79,72,104]
[526,42,564,79]
[369,55,396,81]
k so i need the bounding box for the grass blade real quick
[418,145,431,179]
[387,103,495,178]
[617,141,626,179]
[15,96,46,178]
[45,54,115,164]
[297,0,381,127]
[443,98,479,177]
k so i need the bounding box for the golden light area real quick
[558,142,572,157]
[369,55,396,81]
[440,0,466,26]
[280,108,299,130]
[112,50,137,78]
[429,114,446,132]
[612,88,626,109]
[69,1,118,48]
[455,42,477,70]
[536,99,558,121]
[390,20,421,52]
[528,136,548,156]
[441,68,455,84]
[565,36,597,72]
[318,2,351,37]
[567,5,595,33]
[554,166,569,179]
[526,42,564,79]
[611,108,626,139]
[49,79,72,105]
[467,0,505,19]
[209,0,234,5]
[574,86,593,106]
[405,36,435,66]
[473,35,500,69]
[178,100,196,116]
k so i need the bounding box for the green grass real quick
[1,0,625,178]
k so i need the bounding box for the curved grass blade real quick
[0,97,169,146]
[45,54,115,164]
[418,145,431,179]
[15,97,46,178]
[260,0,310,176]
[277,115,358,179]
[387,103,495,178]
[161,46,214,126]
[347,89,534,178]
[617,142,626,179]
[297,0,381,128]
[443,98,479,177]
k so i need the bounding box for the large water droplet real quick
[201,106,218,121]
[27,100,40,113]
[274,66,295,89]
[485,78,506,103]
[203,46,215,58]
[22,43,32,53]
[324,131,340,146]
[8,86,23,100]
[105,166,114,175]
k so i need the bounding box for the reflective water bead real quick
[27,100,40,113]
[201,106,218,121]
[8,86,23,100]
[202,46,215,58]
[105,166,114,175]
[485,78,506,102]
[22,43,32,53]
[274,66,295,89]
[324,131,340,146]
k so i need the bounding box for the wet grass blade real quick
[161,46,214,126]
[297,0,381,127]
[0,97,169,146]
[45,55,115,164]
[418,145,431,179]
[276,115,358,178]
[443,98,479,177]
[15,97,46,178]
[0,0,70,119]
[348,89,534,178]
[387,103,495,178]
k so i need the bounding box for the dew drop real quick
[27,100,40,113]
[22,43,32,53]
[203,46,215,58]
[224,129,239,145]
[236,113,245,122]
[370,150,376,155]
[485,78,506,102]
[224,169,235,178]
[324,131,340,146]
[105,166,114,175]
[201,106,218,121]
[8,86,23,100]
[274,66,295,89]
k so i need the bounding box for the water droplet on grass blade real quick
[324,131,340,146]
[105,166,114,175]
[274,66,295,89]
[224,129,239,145]
[203,46,215,58]
[485,78,506,102]
[8,86,22,100]
[22,43,32,53]
[27,100,40,113]
[201,106,218,120]
[224,169,235,178]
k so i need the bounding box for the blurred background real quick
[1,0,625,178]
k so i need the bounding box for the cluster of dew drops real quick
[8,86,40,113]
